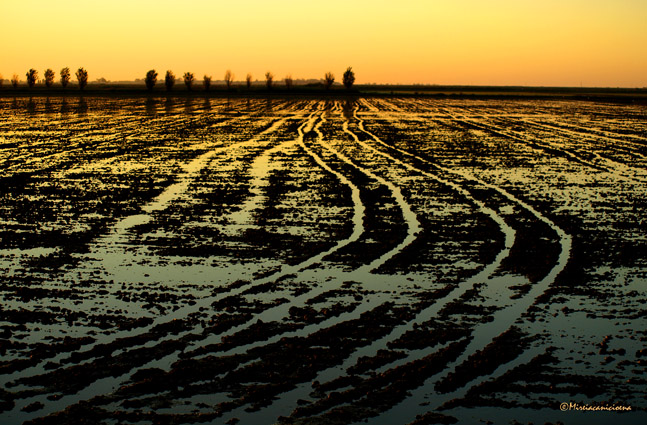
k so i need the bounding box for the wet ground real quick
[0,96,646,424]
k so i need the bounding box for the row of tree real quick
[145,67,355,91]
[0,67,355,92]
[0,68,89,90]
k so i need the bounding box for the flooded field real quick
[1,96,646,425]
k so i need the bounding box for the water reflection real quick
[145,98,157,117]
[202,97,211,111]
[343,99,355,120]
[76,97,88,116]
[60,98,70,115]
[165,97,175,114]
[26,98,36,115]
[184,97,194,114]
[44,97,56,115]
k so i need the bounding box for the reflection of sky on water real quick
[0,96,646,424]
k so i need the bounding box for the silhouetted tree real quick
[0,74,3,88]
[324,72,335,90]
[11,74,19,89]
[246,73,252,89]
[284,75,293,90]
[203,75,211,91]
[343,66,355,90]
[76,68,88,91]
[26,69,38,89]
[145,69,158,91]
[224,70,234,89]
[44,69,55,88]
[60,67,71,88]
[265,72,273,89]
[183,72,194,91]
[165,70,175,92]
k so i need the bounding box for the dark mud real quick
[1,97,646,425]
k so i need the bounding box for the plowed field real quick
[1,96,646,424]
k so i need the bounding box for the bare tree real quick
[60,67,71,88]
[284,75,293,90]
[145,69,158,91]
[224,70,234,89]
[76,68,88,91]
[0,74,3,88]
[44,69,55,88]
[11,74,19,89]
[265,71,274,89]
[165,70,175,92]
[246,73,252,89]
[26,69,38,89]
[203,75,211,91]
[183,72,195,91]
[343,66,355,90]
[323,72,335,90]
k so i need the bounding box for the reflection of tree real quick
[44,69,55,89]
[145,98,156,116]
[27,97,36,115]
[324,72,334,90]
[26,69,38,89]
[343,99,355,120]
[203,97,211,110]
[76,68,88,91]
[184,97,194,114]
[45,97,55,115]
[76,97,88,115]
[165,71,175,92]
[183,72,195,91]
[145,70,158,91]
[165,97,174,114]
[60,99,70,114]
[343,66,355,90]
[60,68,71,88]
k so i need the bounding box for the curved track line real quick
[340,121,421,272]
[235,103,517,425]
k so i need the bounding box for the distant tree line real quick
[2,67,87,90]
[142,67,356,92]
[1,66,357,92]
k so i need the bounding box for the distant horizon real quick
[2,74,645,90]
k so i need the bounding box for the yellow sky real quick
[2,0,646,87]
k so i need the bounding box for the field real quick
[0,95,646,425]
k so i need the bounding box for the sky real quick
[2,0,646,87]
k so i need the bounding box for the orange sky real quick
[2,0,646,87]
